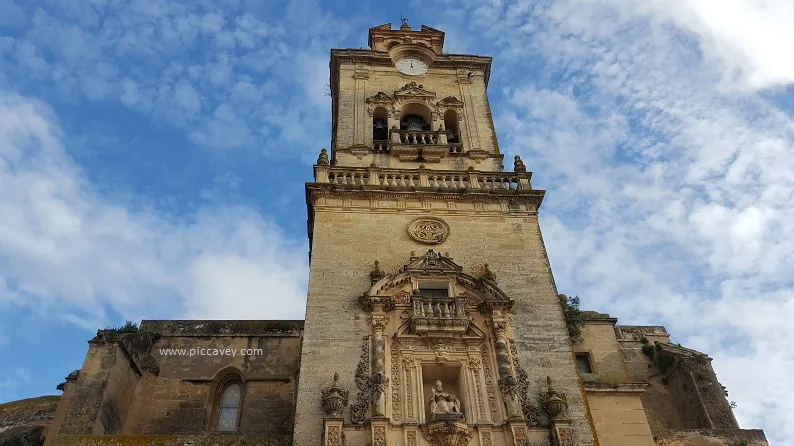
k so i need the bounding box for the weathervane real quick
[400,13,408,27]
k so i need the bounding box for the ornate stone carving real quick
[480,344,499,422]
[510,340,541,426]
[407,431,417,446]
[371,334,389,417]
[322,373,349,417]
[402,357,415,419]
[407,217,450,245]
[325,425,343,446]
[366,92,395,116]
[468,357,486,418]
[436,96,464,109]
[555,427,573,446]
[391,351,401,421]
[421,420,473,446]
[351,337,371,424]
[394,82,436,103]
[395,291,411,305]
[374,426,387,446]
[541,376,568,420]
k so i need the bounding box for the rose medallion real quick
[407,217,450,245]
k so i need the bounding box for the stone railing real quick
[411,296,469,334]
[391,129,445,145]
[316,166,531,190]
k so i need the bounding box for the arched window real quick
[443,110,459,143]
[216,381,242,432]
[373,107,389,142]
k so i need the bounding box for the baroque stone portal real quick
[430,380,462,420]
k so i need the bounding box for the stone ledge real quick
[583,382,649,394]
[139,320,304,337]
[48,435,292,446]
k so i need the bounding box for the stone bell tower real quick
[293,22,596,446]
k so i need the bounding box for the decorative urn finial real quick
[370,260,385,283]
[321,372,349,417]
[514,155,527,173]
[317,148,329,165]
[541,376,568,420]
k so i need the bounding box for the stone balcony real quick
[410,295,469,334]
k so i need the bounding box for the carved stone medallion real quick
[407,217,450,245]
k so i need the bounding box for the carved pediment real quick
[404,249,462,273]
[436,96,464,109]
[366,91,394,105]
[394,82,436,100]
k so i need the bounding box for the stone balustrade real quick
[315,166,531,190]
[391,129,445,145]
[410,296,469,334]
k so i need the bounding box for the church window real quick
[575,353,593,374]
[217,381,243,432]
[400,103,432,132]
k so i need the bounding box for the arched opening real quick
[217,381,243,432]
[443,110,460,143]
[400,103,432,132]
[372,107,389,142]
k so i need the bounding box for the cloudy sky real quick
[0,0,792,442]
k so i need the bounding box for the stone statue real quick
[429,380,462,419]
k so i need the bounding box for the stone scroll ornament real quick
[407,217,450,245]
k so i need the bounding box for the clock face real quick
[396,58,428,76]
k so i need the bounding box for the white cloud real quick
[0,91,308,328]
[431,0,794,442]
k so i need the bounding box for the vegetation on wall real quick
[559,294,584,343]
[102,320,140,335]
[640,338,676,377]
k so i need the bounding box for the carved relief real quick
[421,420,473,446]
[394,291,411,304]
[480,431,493,446]
[480,344,500,422]
[321,373,349,417]
[436,96,464,110]
[407,217,450,245]
[513,426,529,445]
[510,340,541,426]
[326,426,342,446]
[407,431,417,446]
[374,426,387,446]
[468,357,485,419]
[391,351,401,421]
[351,336,371,424]
[403,357,415,420]
[366,92,395,116]
[555,427,573,446]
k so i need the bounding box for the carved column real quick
[371,317,389,418]
[402,356,417,422]
[490,319,523,420]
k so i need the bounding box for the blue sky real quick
[1,0,793,443]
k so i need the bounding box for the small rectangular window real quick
[576,354,593,374]
[418,282,449,298]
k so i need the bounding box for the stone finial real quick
[370,260,385,283]
[317,148,329,165]
[321,372,349,417]
[514,155,527,173]
[541,376,568,420]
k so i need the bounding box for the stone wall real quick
[294,192,596,445]
[46,321,302,446]
[0,396,59,446]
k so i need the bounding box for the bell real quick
[373,118,388,140]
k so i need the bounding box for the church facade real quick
[3,23,768,446]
